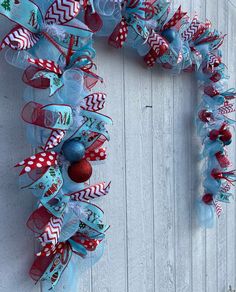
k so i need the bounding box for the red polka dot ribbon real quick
[73,237,101,252]
[15,151,58,175]
[85,147,107,161]
[28,58,62,75]
[71,233,102,252]
[108,17,128,48]
[163,6,187,31]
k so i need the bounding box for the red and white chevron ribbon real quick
[15,151,58,175]
[38,215,64,246]
[206,53,220,72]
[28,58,62,75]
[81,93,107,112]
[218,101,236,115]
[213,199,223,218]
[181,15,201,41]
[69,181,111,201]
[147,30,169,57]
[192,20,212,41]
[45,0,80,25]
[44,130,66,151]
[163,6,187,30]
[0,26,39,51]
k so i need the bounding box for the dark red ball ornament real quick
[198,109,213,122]
[209,129,219,140]
[68,159,92,183]
[202,193,213,204]
[219,129,232,142]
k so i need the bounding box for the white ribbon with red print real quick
[69,181,111,201]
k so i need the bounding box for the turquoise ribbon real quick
[0,0,93,50]
[0,1,43,33]
[27,166,63,205]
[31,42,96,95]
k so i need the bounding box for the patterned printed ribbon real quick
[27,181,111,250]
[29,201,109,288]
[144,5,187,67]
[21,101,73,150]
[0,0,92,52]
[2,0,236,289]
[108,0,155,48]
[15,151,64,208]
[23,31,99,97]
[20,97,110,160]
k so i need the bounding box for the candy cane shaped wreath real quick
[0,0,235,290]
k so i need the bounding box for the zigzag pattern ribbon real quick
[81,92,107,112]
[39,215,64,246]
[181,15,201,41]
[218,101,236,115]
[0,26,39,50]
[44,130,66,151]
[207,53,220,72]
[69,182,111,201]
[192,20,212,41]
[44,0,80,24]
[213,199,223,217]
[147,29,169,57]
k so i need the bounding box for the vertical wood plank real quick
[226,0,236,290]
[152,67,176,292]
[204,1,218,291]
[90,40,128,292]
[190,1,207,292]
[173,1,194,291]
[216,0,228,290]
[123,48,154,292]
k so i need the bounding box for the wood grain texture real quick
[0,0,236,291]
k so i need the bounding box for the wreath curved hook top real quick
[0,0,235,289]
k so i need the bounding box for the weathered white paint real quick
[0,0,236,291]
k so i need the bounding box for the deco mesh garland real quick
[0,0,235,289]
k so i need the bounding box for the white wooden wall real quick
[0,0,236,291]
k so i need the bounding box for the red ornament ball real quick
[68,159,92,183]
[209,129,219,141]
[198,109,213,122]
[202,193,213,204]
[219,129,232,142]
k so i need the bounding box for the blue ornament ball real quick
[62,139,85,162]
[161,29,176,43]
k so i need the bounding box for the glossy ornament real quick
[209,129,219,141]
[198,109,213,122]
[68,159,92,183]
[161,29,176,43]
[62,140,86,162]
[219,129,232,143]
[202,193,213,204]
